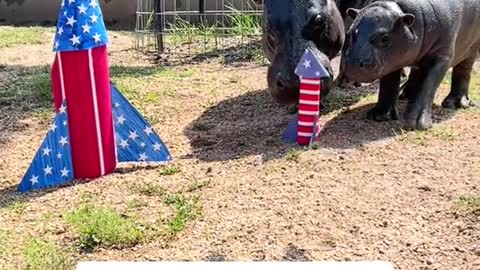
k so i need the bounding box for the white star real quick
[61,167,70,177]
[119,139,129,149]
[66,16,77,27]
[42,147,52,156]
[59,136,69,147]
[59,104,67,114]
[90,14,99,24]
[144,126,153,136]
[54,41,60,50]
[63,120,68,126]
[50,122,57,132]
[315,71,321,77]
[57,26,64,36]
[139,152,148,162]
[63,11,67,16]
[70,34,80,46]
[68,0,75,4]
[43,166,53,176]
[89,0,98,8]
[129,131,138,141]
[302,59,311,69]
[116,115,126,125]
[29,175,39,185]
[78,4,88,14]
[82,23,91,33]
[114,102,120,108]
[92,32,101,43]
[140,142,146,148]
[61,0,65,7]
[57,153,63,159]
[153,142,162,152]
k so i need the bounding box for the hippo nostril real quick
[359,62,365,68]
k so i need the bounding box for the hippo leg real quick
[403,57,451,130]
[366,69,401,121]
[442,56,477,109]
[399,68,423,101]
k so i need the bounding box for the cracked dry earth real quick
[0,31,479,270]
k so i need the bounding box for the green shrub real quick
[23,237,72,270]
[64,205,143,250]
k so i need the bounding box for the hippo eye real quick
[371,33,391,48]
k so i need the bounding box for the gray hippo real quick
[341,0,480,130]
[254,0,345,105]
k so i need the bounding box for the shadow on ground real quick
[184,86,459,161]
[184,85,375,162]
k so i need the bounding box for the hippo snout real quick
[267,67,301,104]
[342,57,382,83]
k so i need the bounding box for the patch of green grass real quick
[164,194,201,236]
[23,237,72,270]
[146,91,160,103]
[134,182,166,197]
[225,5,261,36]
[160,165,180,176]
[455,195,480,212]
[64,205,143,250]
[0,26,50,48]
[286,148,300,162]
[400,126,456,145]
[6,201,26,214]
[0,66,52,110]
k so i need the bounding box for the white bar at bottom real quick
[77,261,394,270]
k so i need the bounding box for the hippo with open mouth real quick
[254,0,345,106]
[342,0,480,130]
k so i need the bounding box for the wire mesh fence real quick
[135,0,264,57]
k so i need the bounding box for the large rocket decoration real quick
[282,47,330,146]
[17,0,171,193]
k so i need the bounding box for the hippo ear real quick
[401,13,415,27]
[346,8,360,20]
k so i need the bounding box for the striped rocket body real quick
[297,77,321,145]
[51,45,116,179]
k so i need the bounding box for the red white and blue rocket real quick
[17,0,171,193]
[283,47,330,146]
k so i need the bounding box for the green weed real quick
[64,205,143,250]
[286,148,300,162]
[160,165,180,176]
[6,201,26,214]
[164,194,201,236]
[134,182,166,197]
[400,126,456,145]
[23,237,72,270]
[455,195,480,212]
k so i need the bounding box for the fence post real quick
[154,0,164,53]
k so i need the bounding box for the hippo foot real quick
[402,110,432,131]
[441,95,475,109]
[366,106,399,122]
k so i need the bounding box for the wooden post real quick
[199,0,206,24]
[154,0,164,53]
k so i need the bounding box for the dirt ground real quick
[0,30,479,270]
